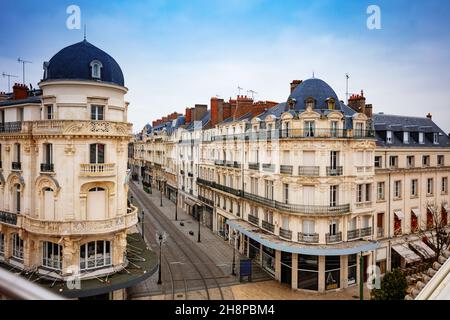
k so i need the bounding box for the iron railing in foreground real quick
[0,268,65,300]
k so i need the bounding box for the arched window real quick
[87,187,106,220]
[89,60,103,79]
[327,98,335,110]
[90,143,105,164]
[12,233,24,261]
[14,184,21,213]
[43,187,55,220]
[43,241,62,270]
[80,240,111,270]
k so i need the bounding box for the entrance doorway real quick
[281,252,292,285]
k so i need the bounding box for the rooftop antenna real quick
[312,71,315,78]
[84,24,87,40]
[2,72,18,92]
[17,58,32,85]
[237,86,243,96]
[345,73,350,104]
[247,89,257,100]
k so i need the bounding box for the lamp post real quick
[197,205,202,243]
[160,179,163,207]
[141,210,145,240]
[156,232,167,285]
[360,253,364,300]
[231,231,237,276]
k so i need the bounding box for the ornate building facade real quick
[0,40,152,299]
[131,78,450,294]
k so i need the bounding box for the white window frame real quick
[43,241,62,271]
[12,233,24,261]
[80,240,112,271]
[427,178,434,195]
[386,131,392,144]
[442,177,448,194]
[90,60,103,79]
[419,132,424,144]
[403,131,409,144]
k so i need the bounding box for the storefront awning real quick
[184,197,199,207]
[227,219,380,256]
[392,244,421,264]
[394,210,404,220]
[410,240,436,259]
[411,208,421,217]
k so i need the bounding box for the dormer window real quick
[288,98,296,110]
[326,98,335,110]
[386,130,393,144]
[403,131,409,144]
[433,132,439,144]
[419,132,424,144]
[305,97,316,109]
[90,60,103,79]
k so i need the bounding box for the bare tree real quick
[416,200,450,260]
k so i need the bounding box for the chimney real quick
[13,83,28,100]
[290,80,302,93]
[364,104,373,118]
[210,97,221,127]
[348,90,372,117]
[192,104,208,121]
[152,120,157,127]
[185,107,192,124]
[426,113,432,120]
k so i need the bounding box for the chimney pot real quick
[426,113,432,119]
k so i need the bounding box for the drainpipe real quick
[386,150,392,271]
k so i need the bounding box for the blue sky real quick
[1,0,450,132]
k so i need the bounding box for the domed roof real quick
[287,78,340,110]
[43,40,124,86]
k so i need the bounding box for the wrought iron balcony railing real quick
[326,166,343,176]
[280,165,293,175]
[40,163,54,173]
[262,220,275,233]
[326,232,343,243]
[279,228,292,240]
[0,210,18,225]
[0,121,22,133]
[248,162,260,170]
[248,214,259,226]
[298,232,319,243]
[347,229,360,240]
[298,166,320,176]
[262,163,275,172]
[12,162,21,170]
[360,227,372,237]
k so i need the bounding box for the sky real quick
[1,0,450,132]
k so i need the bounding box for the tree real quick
[371,268,407,300]
[416,201,450,260]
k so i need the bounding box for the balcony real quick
[243,192,350,215]
[0,210,18,226]
[355,201,373,209]
[360,227,372,237]
[262,163,275,172]
[280,165,293,175]
[40,163,54,173]
[279,228,292,240]
[347,229,360,240]
[211,182,242,197]
[298,232,319,244]
[80,163,115,177]
[0,121,22,133]
[248,162,260,170]
[198,195,214,207]
[298,166,319,176]
[248,215,259,226]
[326,166,343,176]
[262,220,275,233]
[326,232,343,243]
[12,162,21,171]
[196,177,212,187]
[214,160,225,166]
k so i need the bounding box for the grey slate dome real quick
[287,78,340,111]
[43,40,124,86]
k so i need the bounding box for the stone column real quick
[291,253,298,290]
[341,255,347,289]
[318,255,326,293]
[275,250,281,281]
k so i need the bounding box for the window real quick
[329,220,338,236]
[305,121,315,137]
[325,256,341,290]
[330,151,339,169]
[303,220,315,235]
[433,132,439,144]
[283,183,289,204]
[80,240,111,271]
[45,105,54,119]
[411,179,418,197]
[12,233,24,261]
[327,98,335,110]
[427,178,434,195]
[298,255,318,291]
[403,131,409,144]
[407,156,415,168]
[263,210,273,224]
[374,156,382,168]
[442,177,448,194]
[422,155,430,167]
[281,216,289,230]
[357,184,371,203]
[330,185,338,207]
[0,233,4,255]
[15,184,21,213]
[90,143,105,164]
[386,131,392,144]
[91,105,104,120]
[43,143,53,164]
[394,181,402,199]
[90,60,103,79]
[43,242,62,270]
[330,121,338,137]
[265,180,274,200]
[389,156,398,168]
[438,155,445,166]
[419,132,424,144]
[357,184,363,203]
[377,182,385,201]
[17,108,24,121]
[348,254,357,285]
[14,143,21,163]
[305,97,315,109]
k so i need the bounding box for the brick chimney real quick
[185,107,192,124]
[210,97,221,127]
[348,90,372,118]
[192,104,208,121]
[426,113,432,120]
[290,80,302,93]
[13,83,28,100]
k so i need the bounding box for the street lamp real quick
[130,195,133,204]
[175,191,178,221]
[160,179,163,207]
[141,210,145,240]
[231,232,237,276]
[197,205,202,243]
[156,231,167,285]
